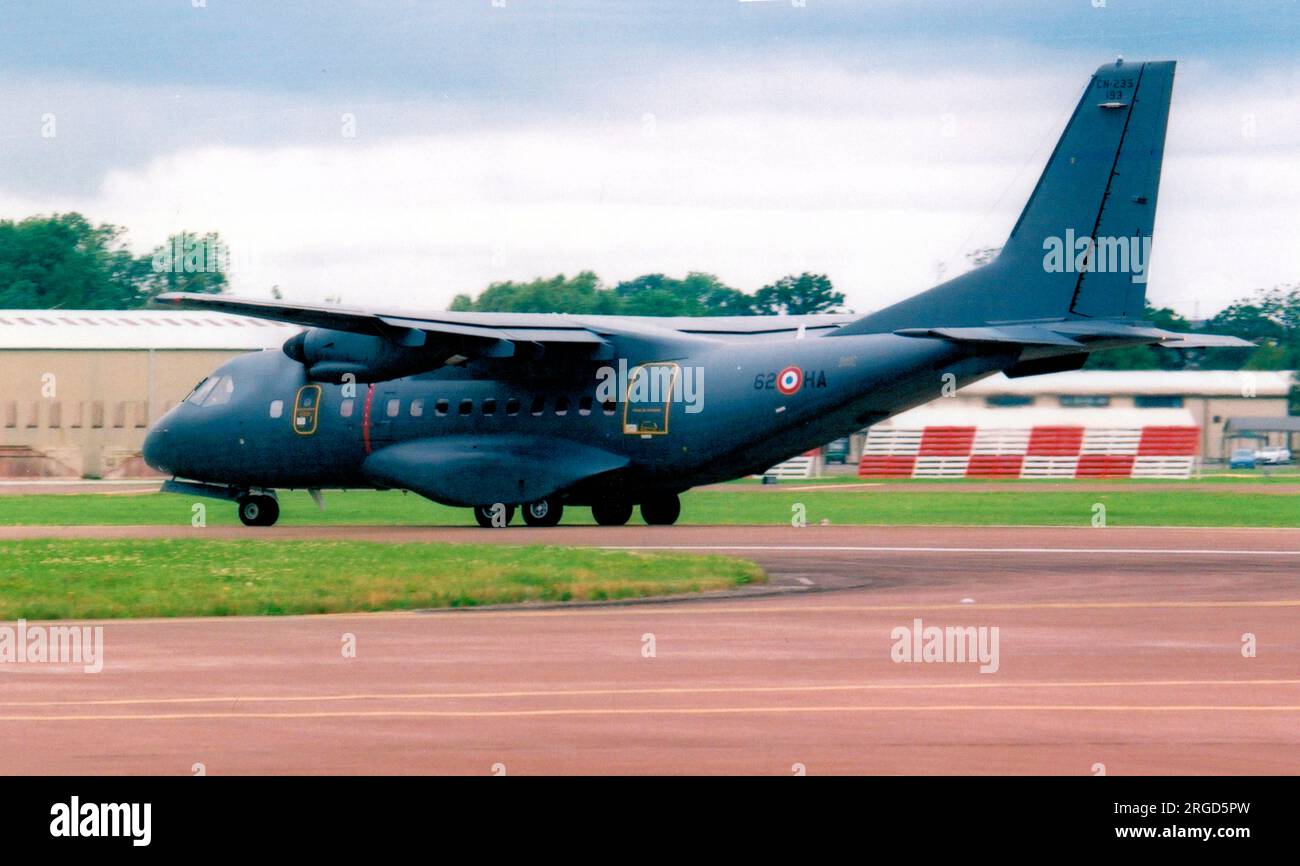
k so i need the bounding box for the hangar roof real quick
[885,405,1197,429]
[1224,416,1300,433]
[0,309,298,350]
[963,370,1294,398]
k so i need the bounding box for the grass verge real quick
[0,487,1296,527]
[0,539,765,620]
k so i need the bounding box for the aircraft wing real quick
[155,292,611,354]
[156,293,854,344]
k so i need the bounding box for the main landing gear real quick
[589,493,680,526]
[469,493,681,528]
[522,498,564,527]
[591,500,633,526]
[473,499,564,527]
[473,503,516,528]
[639,493,681,526]
[237,493,280,527]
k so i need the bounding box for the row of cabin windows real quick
[270,395,617,420]
[2,400,152,429]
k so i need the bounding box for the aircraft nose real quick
[142,423,174,475]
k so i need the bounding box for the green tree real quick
[0,213,136,308]
[0,213,227,309]
[451,271,756,316]
[137,231,229,301]
[451,271,621,314]
[752,272,845,315]
[614,272,753,317]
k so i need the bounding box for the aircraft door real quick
[622,362,679,436]
[371,388,399,443]
[292,385,322,435]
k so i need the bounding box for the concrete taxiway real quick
[1,525,1298,774]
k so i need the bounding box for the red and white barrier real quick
[858,408,1200,479]
[760,449,823,479]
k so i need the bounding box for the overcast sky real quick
[1,0,1297,317]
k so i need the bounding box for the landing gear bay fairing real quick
[143,60,1246,527]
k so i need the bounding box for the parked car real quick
[1229,448,1257,469]
[1254,447,1292,465]
[823,438,851,464]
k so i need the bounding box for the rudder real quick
[836,59,1176,336]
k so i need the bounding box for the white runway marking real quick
[604,545,1300,556]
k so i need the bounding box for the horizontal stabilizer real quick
[896,320,1254,353]
[894,326,1084,348]
[1150,332,1255,349]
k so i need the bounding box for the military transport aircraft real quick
[144,59,1247,527]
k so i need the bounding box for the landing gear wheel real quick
[238,494,279,527]
[591,500,633,526]
[522,499,563,527]
[640,493,681,526]
[473,504,516,528]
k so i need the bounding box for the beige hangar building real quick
[0,310,298,478]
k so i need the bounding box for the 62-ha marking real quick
[754,367,828,395]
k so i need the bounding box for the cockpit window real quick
[186,377,217,404]
[202,376,235,406]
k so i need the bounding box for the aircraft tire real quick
[639,493,681,526]
[238,494,279,527]
[522,499,563,527]
[473,503,516,528]
[591,500,633,526]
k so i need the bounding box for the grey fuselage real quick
[143,329,1012,506]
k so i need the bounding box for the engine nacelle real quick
[282,328,446,383]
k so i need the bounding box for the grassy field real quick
[0,485,1296,527]
[0,539,765,619]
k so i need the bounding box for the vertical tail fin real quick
[837,59,1176,336]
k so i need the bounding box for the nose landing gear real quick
[237,493,280,527]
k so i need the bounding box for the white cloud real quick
[1,59,1297,317]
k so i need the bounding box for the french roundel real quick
[776,366,803,396]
